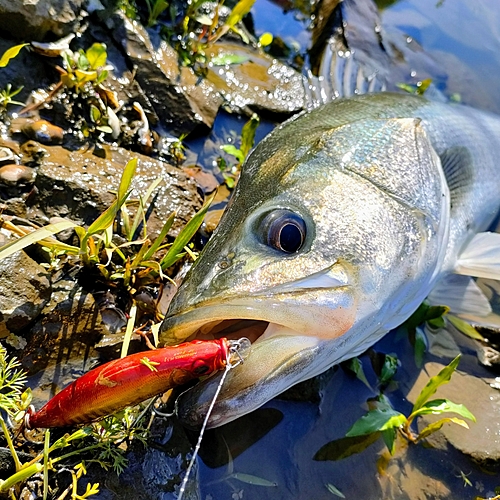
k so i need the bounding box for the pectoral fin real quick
[454,232,500,280]
[428,274,492,316]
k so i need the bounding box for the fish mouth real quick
[159,285,356,428]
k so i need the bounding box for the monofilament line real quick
[177,357,235,500]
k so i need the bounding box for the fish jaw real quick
[160,286,358,428]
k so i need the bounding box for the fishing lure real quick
[25,338,242,428]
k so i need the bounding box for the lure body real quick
[26,338,230,428]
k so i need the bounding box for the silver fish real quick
[160,92,500,428]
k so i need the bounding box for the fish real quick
[160,92,500,428]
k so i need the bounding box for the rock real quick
[405,361,500,466]
[205,42,306,116]
[106,12,223,136]
[30,143,203,237]
[0,241,51,336]
[20,278,105,382]
[0,0,85,41]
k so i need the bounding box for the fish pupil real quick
[279,223,303,253]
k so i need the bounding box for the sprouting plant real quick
[220,113,260,188]
[344,355,475,455]
[60,43,110,94]
[0,84,24,108]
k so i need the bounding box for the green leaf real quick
[414,327,427,368]
[90,104,102,123]
[346,408,406,437]
[240,113,260,159]
[411,398,476,421]
[447,315,485,341]
[417,417,469,441]
[86,43,107,69]
[120,302,137,358]
[379,353,398,385]
[0,463,43,492]
[143,212,175,261]
[118,158,138,202]
[227,472,277,487]
[314,432,380,461]
[325,483,345,498]
[0,220,77,260]
[210,54,249,66]
[404,303,449,331]
[381,428,397,455]
[411,355,461,413]
[346,357,371,390]
[160,192,215,270]
[221,144,245,163]
[0,43,28,68]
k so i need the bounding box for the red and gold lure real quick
[25,338,232,428]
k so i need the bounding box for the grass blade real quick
[0,220,77,260]
[160,192,215,270]
[143,212,175,261]
[121,302,137,358]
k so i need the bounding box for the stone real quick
[106,12,223,136]
[205,42,306,116]
[0,0,85,41]
[406,361,500,466]
[30,143,203,237]
[0,240,51,336]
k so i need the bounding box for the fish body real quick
[160,93,500,428]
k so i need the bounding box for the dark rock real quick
[106,12,223,136]
[30,143,203,237]
[0,0,85,41]
[0,242,51,336]
[205,42,306,116]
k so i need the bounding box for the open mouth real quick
[189,319,270,343]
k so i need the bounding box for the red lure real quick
[25,338,230,428]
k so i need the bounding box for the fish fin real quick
[454,232,500,280]
[428,274,492,316]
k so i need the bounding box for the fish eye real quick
[261,210,307,254]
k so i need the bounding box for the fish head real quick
[160,100,448,428]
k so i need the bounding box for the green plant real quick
[60,43,110,94]
[219,113,260,188]
[0,84,24,108]
[397,78,432,96]
[145,0,169,27]
[345,355,475,454]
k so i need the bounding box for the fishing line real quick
[177,339,245,500]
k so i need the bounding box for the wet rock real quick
[106,12,223,136]
[21,120,64,145]
[0,0,85,41]
[31,143,203,237]
[0,147,15,166]
[0,38,55,107]
[205,42,306,116]
[406,361,500,467]
[0,241,51,336]
[20,278,105,382]
[0,165,36,187]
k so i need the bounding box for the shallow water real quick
[187,1,500,499]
